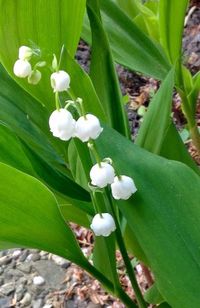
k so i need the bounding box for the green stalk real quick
[178,90,200,155]
[105,188,147,308]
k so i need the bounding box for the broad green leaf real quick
[82,0,171,80]
[87,0,130,137]
[136,68,174,154]
[159,0,189,63]
[135,68,199,174]
[0,124,36,176]
[59,203,91,228]
[158,304,172,308]
[0,163,88,267]
[160,123,199,176]
[113,0,141,19]
[97,126,200,307]
[144,283,164,304]
[68,139,92,191]
[93,235,119,285]
[0,0,86,107]
[0,64,90,201]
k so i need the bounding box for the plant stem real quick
[105,189,147,308]
[179,90,200,155]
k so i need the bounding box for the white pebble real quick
[12,250,21,258]
[33,276,45,286]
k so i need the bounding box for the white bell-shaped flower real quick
[111,175,137,200]
[50,70,70,92]
[90,213,116,237]
[19,46,33,60]
[28,70,41,85]
[75,114,103,142]
[90,162,115,188]
[13,59,32,78]
[49,108,75,141]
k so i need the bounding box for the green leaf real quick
[160,123,200,175]
[144,283,164,304]
[0,0,86,107]
[135,68,199,175]
[93,235,118,284]
[0,162,87,266]
[159,0,189,63]
[68,139,92,191]
[0,124,36,176]
[97,126,200,307]
[113,0,141,19]
[136,68,174,154]
[87,0,130,137]
[59,203,91,228]
[82,0,171,80]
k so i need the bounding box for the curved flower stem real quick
[88,140,102,167]
[105,188,147,308]
[179,90,200,155]
[55,92,60,110]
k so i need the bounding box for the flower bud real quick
[111,175,137,200]
[19,46,33,60]
[13,59,32,78]
[28,70,41,85]
[90,162,115,188]
[75,114,103,142]
[50,70,70,92]
[49,108,75,141]
[90,213,116,237]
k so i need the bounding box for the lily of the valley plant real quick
[0,0,200,307]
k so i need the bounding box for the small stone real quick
[26,253,33,261]
[15,290,24,302]
[20,292,32,306]
[4,268,23,281]
[12,249,22,259]
[0,282,15,295]
[32,253,41,261]
[18,277,28,285]
[19,250,29,262]
[17,263,32,274]
[33,276,45,286]
[51,255,70,268]
[0,297,11,307]
[0,256,11,266]
[33,298,44,308]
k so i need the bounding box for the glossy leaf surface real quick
[97,126,200,307]
[0,0,86,107]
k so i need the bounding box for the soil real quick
[1,3,200,308]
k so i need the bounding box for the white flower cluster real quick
[48,69,103,142]
[14,47,137,238]
[90,162,137,200]
[49,109,103,142]
[47,69,137,237]
[13,45,44,85]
